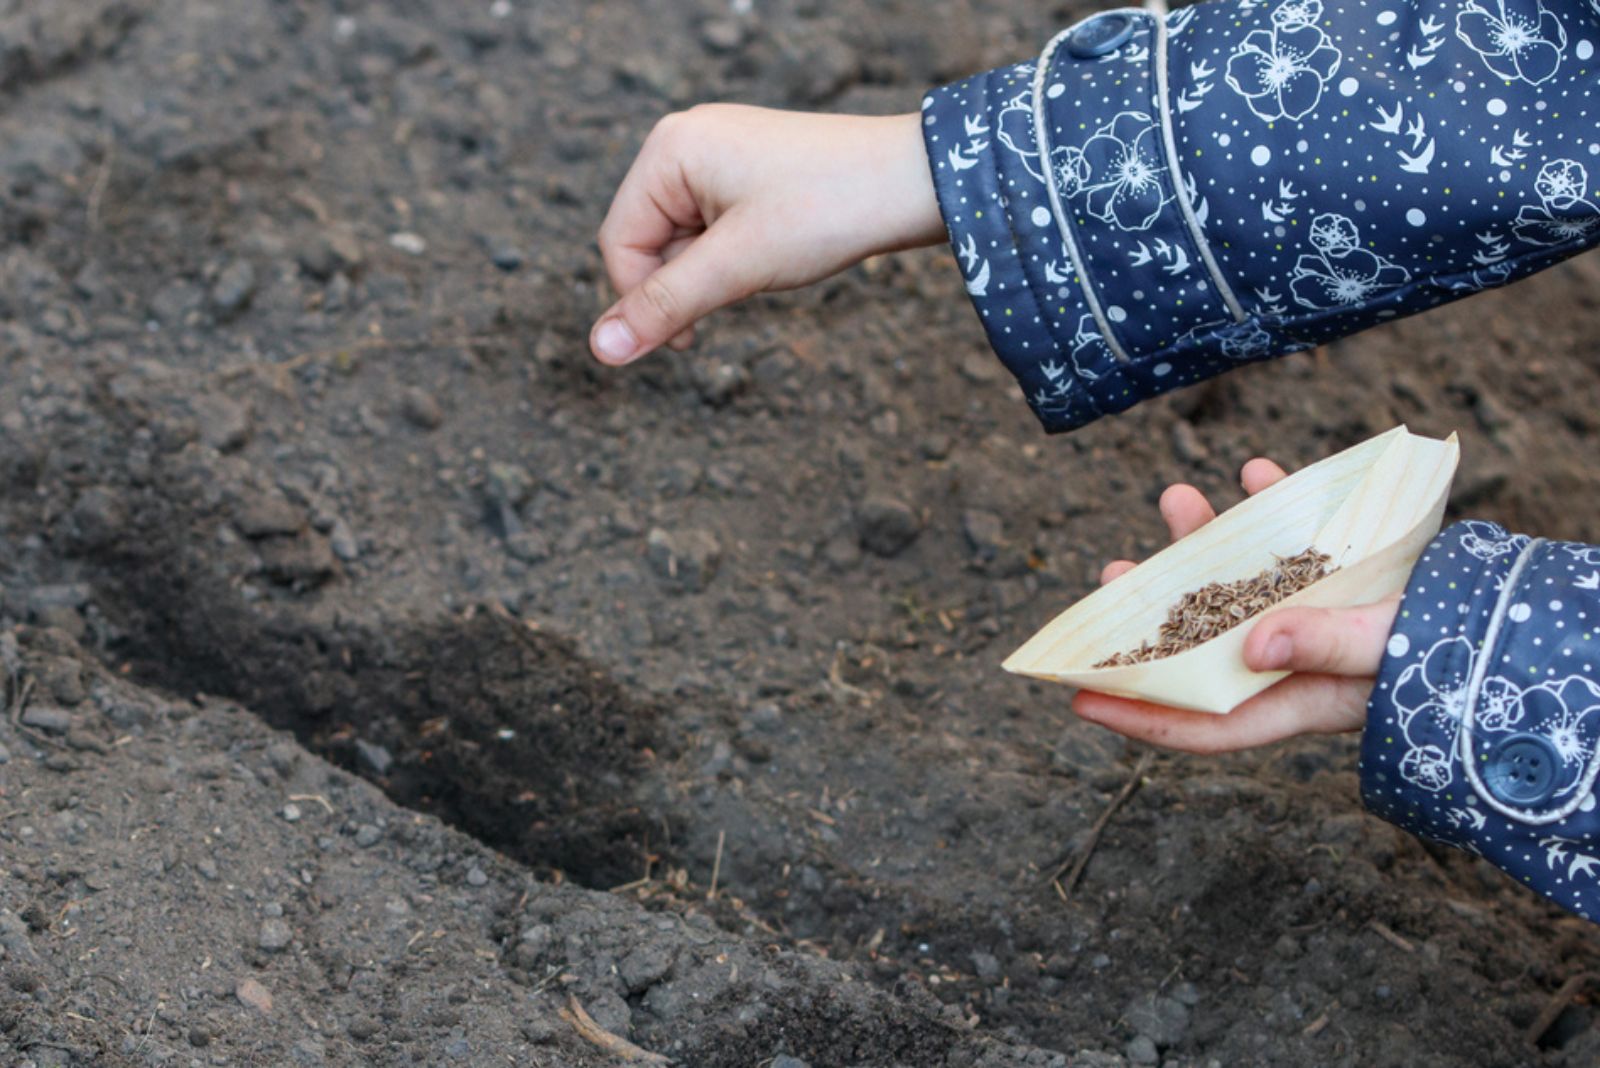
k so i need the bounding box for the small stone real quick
[1126,1035,1159,1065]
[856,496,922,557]
[20,705,72,734]
[400,387,444,430]
[1170,420,1210,464]
[490,246,523,272]
[646,528,722,593]
[355,739,393,776]
[259,918,293,952]
[354,824,383,848]
[298,227,364,280]
[194,393,253,452]
[389,231,427,256]
[188,1026,212,1048]
[211,260,257,318]
[236,977,273,1014]
[149,280,206,327]
[961,509,1005,561]
[1171,981,1201,1007]
[234,494,303,538]
[329,520,359,562]
[281,803,303,823]
[1123,994,1190,1048]
[771,1058,811,1068]
[0,743,9,765]
[690,359,751,407]
[619,943,675,993]
[969,951,1001,981]
[466,867,489,887]
[505,530,550,564]
[197,858,219,881]
[700,17,745,51]
[348,1017,380,1041]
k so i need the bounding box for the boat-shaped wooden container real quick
[1005,426,1461,713]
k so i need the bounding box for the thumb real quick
[1243,596,1401,677]
[590,230,748,366]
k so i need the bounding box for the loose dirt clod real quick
[1095,549,1335,667]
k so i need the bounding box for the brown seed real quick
[1095,549,1334,668]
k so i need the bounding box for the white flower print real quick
[995,92,1086,189]
[1477,677,1525,732]
[1059,111,1172,232]
[1455,0,1566,86]
[1392,636,1476,792]
[1070,315,1117,381]
[1218,322,1276,361]
[1459,520,1529,560]
[1514,160,1600,247]
[1499,679,1600,801]
[1225,0,1343,123]
[1289,213,1411,310]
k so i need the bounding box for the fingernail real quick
[1260,634,1293,670]
[594,319,638,364]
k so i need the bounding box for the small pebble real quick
[856,496,922,558]
[259,918,293,952]
[771,1057,811,1068]
[281,803,303,823]
[389,231,427,256]
[236,977,273,1015]
[1126,1035,1159,1066]
[466,867,489,887]
[20,706,72,734]
[490,246,523,272]
[354,824,383,848]
[400,387,444,430]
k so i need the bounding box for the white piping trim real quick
[1456,539,1600,825]
[1151,13,1245,323]
[1032,23,1130,363]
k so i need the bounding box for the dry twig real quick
[560,995,669,1064]
[1049,751,1155,899]
[1526,972,1597,1046]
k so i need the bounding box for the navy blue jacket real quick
[923,0,1600,918]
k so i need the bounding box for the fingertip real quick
[1157,483,1215,540]
[591,316,642,366]
[1100,560,1136,585]
[1240,457,1289,495]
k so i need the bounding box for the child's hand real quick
[590,106,944,366]
[1072,459,1399,753]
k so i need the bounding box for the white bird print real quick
[1574,854,1600,880]
[1419,15,1444,35]
[1041,361,1066,382]
[1044,261,1071,285]
[965,258,990,297]
[1372,102,1404,135]
[1406,45,1436,68]
[1190,60,1215,80]
[1576,571,1600,591]
[1399,139,1435,174]
[1130,241,1154,267]
[958,233,980,272]
[964,114,990,138]
[1163,245,1191,276]
[948,144,981,172]
[1406,114,1428,150]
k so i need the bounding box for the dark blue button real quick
[1066,13,1135,59]
[1484,733,1561,806]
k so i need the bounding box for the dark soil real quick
[3,1,1600,1066]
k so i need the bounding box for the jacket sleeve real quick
[921,0,1600,432]
[1362,521,1600,921]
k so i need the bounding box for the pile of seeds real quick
[1094,548,1335,668]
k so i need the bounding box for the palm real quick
[1072,458,1396,753]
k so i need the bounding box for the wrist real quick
[858,112,945,255]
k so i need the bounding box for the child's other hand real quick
[1072,459,1399,753]
[590,106,944,366]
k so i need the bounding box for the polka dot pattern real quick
[1363,521,1600,922]
[922,0,1600,432]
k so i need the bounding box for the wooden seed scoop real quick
[1004,426,1461,713]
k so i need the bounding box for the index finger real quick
[596,139,705,297]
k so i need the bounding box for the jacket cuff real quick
[921,9,1295,432]
[1362,521,1600,921]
